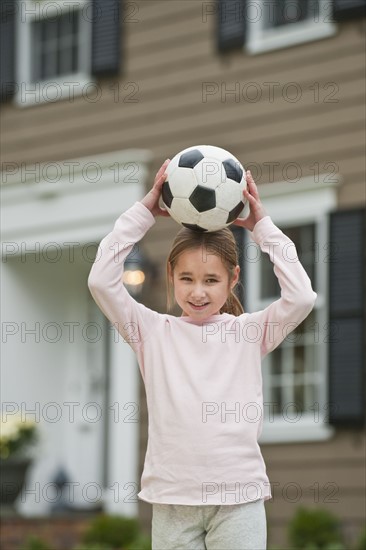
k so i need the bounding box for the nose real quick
[190,284,207,299]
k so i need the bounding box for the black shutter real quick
[217,0,246,53]
[328,209,366,426]
[92,0,121,77]
[0,0,16,102]
[333,0,366,21]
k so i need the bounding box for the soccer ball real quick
[162,145,247,232]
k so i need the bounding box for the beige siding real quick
[2,10,365,207]
[1,1,365,547]
[262,431,366,547]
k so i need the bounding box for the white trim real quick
[105,333,141,516]
[246,0,337,55]
[257,173,341,226]
[1,149,153,249]
[259,417,335,444]
[248,172,341,444]
[21,0,89,21]
[1,148,152,516]
[14,0,93,107]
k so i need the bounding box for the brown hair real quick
[166,227,244,316]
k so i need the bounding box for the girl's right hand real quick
[140,159,171,217]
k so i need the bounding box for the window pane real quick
[59,46,73,75]
[265,0,320,29]
[31,8,80,81]
[275,0,307,26]
[260,223,316,299]
[294,383,305,412]
[306,384,317,408]
[32,20,42,81]
[60,9,76,39]
[305,344,316,374]
[271,347,282,376]
[261,252,280,299]
[293,309,315,338]
[58,9,79,76]
[43,49,58,80]
[72,10,79,72]
[270,385,282,414]
[294,345,305,375]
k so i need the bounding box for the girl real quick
[88,159,317,550]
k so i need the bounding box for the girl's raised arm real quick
[87,160,171,352]
[235,172,317,357]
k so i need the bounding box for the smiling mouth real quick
[189,302,209,308]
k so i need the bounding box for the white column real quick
[104,328,140,516]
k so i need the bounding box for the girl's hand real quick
[232,170,267,232]
[141,159,171,218]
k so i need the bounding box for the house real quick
[1,0,365,548]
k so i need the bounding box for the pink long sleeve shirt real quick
[88,201,317,506]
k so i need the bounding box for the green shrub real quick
[73,544,113,550]
[288,506,344,549]
[302,544,347,550]
[19,536,50,550]
[125,534,152,550]
[81,514,140,549]
[356,528,366,550]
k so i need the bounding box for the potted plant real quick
[0,413,38,514]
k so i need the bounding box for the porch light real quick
[123,246,155,298]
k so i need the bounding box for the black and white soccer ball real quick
[162,145,247,232]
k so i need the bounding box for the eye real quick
[180,277,191,281]
[207,279,218,283]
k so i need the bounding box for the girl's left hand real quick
[141,159,171,218]
[232,170,267,232]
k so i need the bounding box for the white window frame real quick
[15,0,94,107]
[246,0,337,55]
[246,173,341,444]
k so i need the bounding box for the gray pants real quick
[151,498,267,550]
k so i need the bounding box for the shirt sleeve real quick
[87,201,161,353]
[245,215,317,358]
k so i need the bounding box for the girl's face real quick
[171,247,240,319]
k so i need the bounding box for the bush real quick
[73,545,113,550]
[356,528,366,550]
[288,506,344,549]
[303,544,346,550]
[81,514,140,549]
[125,534,152,550]
[19,536,50,550]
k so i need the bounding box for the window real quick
[245,174,339,443]
[246,0,337,54]
[32,7,80,81]
[261,223,319,414]
[260,223,316,299]
[267,0,319,28]
[15,0,93,106]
